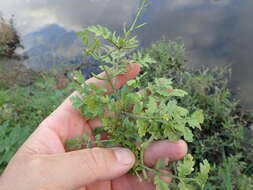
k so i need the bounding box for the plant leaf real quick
[196,159,210,187]
[188,110,204,129]
[177,154,195,177]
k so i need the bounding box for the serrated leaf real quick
[169,89,188,97]
[196,159,210,187]
[181,126,194,142]
[149,78,173,97]
[125,93,140,105]
[163,124,180,142]
[73,70,85,84]
[131,52,155,68]
[136,119,147,137]
[70,96,83,109]
[178,154,195,177]
[188,110,204,129]
[87,25,112,39]
[127,79,139,88]
[170,122,193,142]
[133,102,143,114]
[155,78,173,89]
[176,106,189,116]
[146,96,157,114]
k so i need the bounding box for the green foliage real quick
[205,155,253,190]
[0,121,31,171]
[177,154,195,177]
[141,38,253,189]
[141,37,186,85]
[0,74,70,173]
[0,42,8,56]
[167,155,210,189]
[196,160,210,188]
[68,0,210,189]
[0,16,22,57]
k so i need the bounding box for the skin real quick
[0,64,187,190]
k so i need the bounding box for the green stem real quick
[93,139,114,144]
[140,134,155,179]
[142,165,197,182]
[122,111,165,123]
[102,64,115,92]
[124,0,148,40]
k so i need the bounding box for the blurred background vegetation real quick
[0,15,253,190]
[0,16,22,57]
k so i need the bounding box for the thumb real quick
[41,147,135,189]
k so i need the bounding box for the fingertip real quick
[176,140,188,159]
[113,148,136,166]
[144,140,188,167]
[129,63,141,76]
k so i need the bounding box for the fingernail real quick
[113,148,134,165]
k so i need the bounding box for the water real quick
[0,0,253,107]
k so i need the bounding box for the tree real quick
[0,16,22,57]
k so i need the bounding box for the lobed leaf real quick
[177,154,195,177]
[188,110,204,129]
[196,159,210,187]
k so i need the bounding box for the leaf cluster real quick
[67,1,210,189]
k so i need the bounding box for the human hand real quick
[0,64,187,190]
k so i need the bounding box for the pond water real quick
[0,0,253,108]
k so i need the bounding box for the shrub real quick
[0,16,22,57]
[142,38,253,189]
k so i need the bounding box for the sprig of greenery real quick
[66,0,210,189]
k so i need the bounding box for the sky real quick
[0,0,230,35]
[0,0,139,34]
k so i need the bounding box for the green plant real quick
[0,74,70,173]
[0,16,22,57]
[66,0,210,189]
[0,42,8,56]
[205,155,253,190]
[0,121,31,174]
[140,37,186,86]
[140,38,253,189]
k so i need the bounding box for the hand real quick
[0,64,187,190]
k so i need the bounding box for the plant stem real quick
[122,111,165,123]
[124,0,148,40]
[140,134,155,179]
[93,139,114,144]
[142,165,197,182]
[101,64,115,92]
